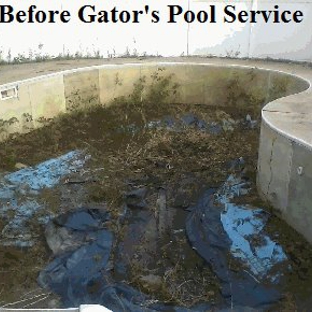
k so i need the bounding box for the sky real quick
[0,0,311,61]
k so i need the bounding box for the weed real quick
[267,75,291,102]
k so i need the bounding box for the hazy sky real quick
[1,0,311,61]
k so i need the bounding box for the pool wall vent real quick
[0,86,18,100]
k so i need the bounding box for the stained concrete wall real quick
[29,75,66,127]
[1,62,306,133]
[0,83,33,139]
[64,69,100,111]
[0,59,312,245]
[257,68,312,242]
[257,117,312,243]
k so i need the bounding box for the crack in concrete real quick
[263,109,309,116]
[266,137,276,197]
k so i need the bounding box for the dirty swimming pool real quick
[0,70,312,311]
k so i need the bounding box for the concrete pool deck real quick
[0,56,311,245]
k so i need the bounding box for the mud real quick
[0,75,312,310]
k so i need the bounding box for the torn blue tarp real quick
[0,150,89,247]
[220,203,287,282]
[217,174,288,282]
[4,150,89,191]
[186,173,288,309]
[39,208,214,312]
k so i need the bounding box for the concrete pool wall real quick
[0,59,312,244]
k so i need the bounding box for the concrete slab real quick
[263,110,312,147]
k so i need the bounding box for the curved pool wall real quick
[0,59,311,243]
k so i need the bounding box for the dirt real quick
[0,70,312,310]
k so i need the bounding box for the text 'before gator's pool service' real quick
[0,4,304,24]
